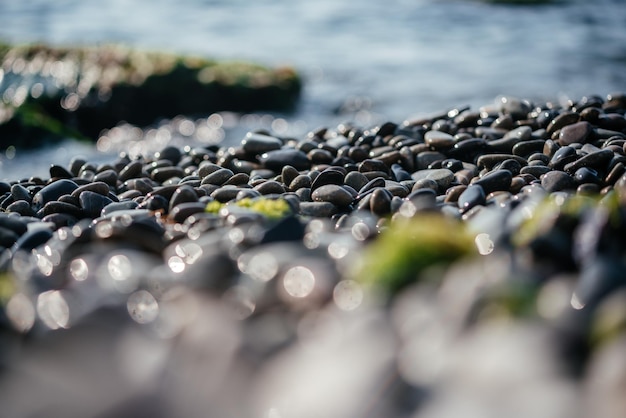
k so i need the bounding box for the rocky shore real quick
[1,93,626,417]
[0,42,301,148]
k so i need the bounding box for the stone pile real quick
[0,93,625,417]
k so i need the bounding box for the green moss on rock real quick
[0,42,302,148]
[352,214,475,294]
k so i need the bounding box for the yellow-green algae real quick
[512,193,621,249]
[352,214,475,294]
[206,197,292,220]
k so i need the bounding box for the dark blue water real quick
[1,0,625,178]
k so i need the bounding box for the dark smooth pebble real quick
[546,111,580,136]
[260,149,310,172]
[541,171,577,192]
[520,165,552,179]
[11,228,53,252]
[549,146,577,170]
[344,171,369,191]
[118,161,144,182]
[211,186,242,203]
[79,191,114,218]
[241,133,282,155]
[6,200,36,217]
[370,188,392,216]
[254,180,286,195]
[10,184,31,203]
[0,226,19,247]
[558,121,593,146]
[32,179,79,211]
[310,168,345,192]
[49,164,74,179]
[155,146,182,165]
[169,202,207,223]
[42,213,79,229]
[71,181,110,198]
[169,185,199,210]
[564,149,614,174]
[473,169,512,194]
[457,184,486,213]
[299,201,338,217]
[151,167,184,183]
[312,184,354,208]
[93,169,119,188]
[101,201,139,217]
[476,154,527,170]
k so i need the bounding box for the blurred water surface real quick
[0,0,625,178]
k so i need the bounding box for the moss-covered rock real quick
[0,42,302,148]
[351,214,475,295]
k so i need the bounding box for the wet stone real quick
[10,184,31,203]
[49,164,74,179]
[0,226,19,248]
[493,158,522,176]
[477,154,527,171]
[310,168,345,192]
[71,181,110,198]
[197,162,223,178]
[101,201,139,216]
[574,167,601,185]
[344,171,369,192]
[370,188,392,216]
[289,174,312,191]
[549,146,577,170]
[0,214,28,235]
[32,179,79,211]
[260,149,310,172]
[564,149,614,174]
[416,151,446,170]
[412,178,439,193]
[201,168,234,186]
[458,184,486,213]
[241,133,283,155]
[546,111,580,136]
[558,121,594,146]
[425,130,456,150]
[520,165,552,179]
[212,186,244,203]
[299,201,338,217]
[78,191,114,218]
[281,166,300,188]
[6,201,36,217]
[151,167,184,183]
[155,146,182,165]
[312,184,354,208]
[358,177,386,198]
[512,139,546,157]
[411,169,454,190]
[169,185,199,210]
[541,170,577,192]
[93,169,118,188]
[40,201,83,219]
[472,169,512,194]
[254,180,286,195]
[118,161,144,182]
[169,202,207,224]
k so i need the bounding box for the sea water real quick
[0,0,625,179]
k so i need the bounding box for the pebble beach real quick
[1,0,626,417]
[0,92,625,417]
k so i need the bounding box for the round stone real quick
[312,184,354,208]
[558,121,593,146]
[541,171,577,192]
[260,149,310,172]
[241,133,283,155]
